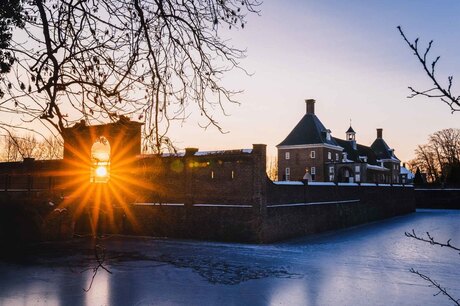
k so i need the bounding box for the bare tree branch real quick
[409,268,460,306]
[405,229,460,253]
[1,0,261,153]
[397,26,460,113]
[406,230,460,305]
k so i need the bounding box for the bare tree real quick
[397,26,460,113]
[0,0,261,153]
[408,128,460,184]
[0,132,63,161]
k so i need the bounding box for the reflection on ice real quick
[268,281,308,306]
[0,209,459,306]
[84,267,110,306]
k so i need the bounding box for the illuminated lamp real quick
[90,136,111,183]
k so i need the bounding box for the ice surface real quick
[1,209,459,306]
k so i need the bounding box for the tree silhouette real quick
[0,0,260,152]
[397,26,460,113]
[0,0,23,74]
[409,128,460,185]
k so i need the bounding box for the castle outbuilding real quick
[277,99,400,183]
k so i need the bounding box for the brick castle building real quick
[277,99,400,183]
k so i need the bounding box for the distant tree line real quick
[408,128,460,185]
[0,133,63,161]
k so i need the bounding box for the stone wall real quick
[261,182,415,242]
[415,188,460,209]
[0,145,415,243]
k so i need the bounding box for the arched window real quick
[90,136,110,183]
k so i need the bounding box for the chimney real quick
[306,99,315,114]
[376,128,383,139]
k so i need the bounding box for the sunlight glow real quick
[95,166,108,177]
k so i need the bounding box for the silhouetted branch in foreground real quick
[406,230,460,305]
[409,268,460,306]
[405,229,460,253]
[397,26,460,113]
[82,243,112,292]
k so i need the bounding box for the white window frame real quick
[285,167,290,181]
[329,166,334,174]
[328,151,331,160]
[336,153,339,161]
[310,150,316,159]
[355,174,360,182]
[355,165,360,173]
[311,167,316,175]
[285,152,290,160]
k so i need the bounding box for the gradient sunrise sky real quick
[3,1,460,164]
[167,0,460,164]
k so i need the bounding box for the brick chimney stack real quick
[377,128,383,139]
[306,99,316,115]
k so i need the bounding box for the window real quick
[285,168,290,181]
[355,165,360,173]
[329,166,334,174]
[355,174,361,182]
[311,167,316,181]
[336,153,339,161]
[231,170,235,179]
[285,152,290,160]
[328,152,331,160]
[211,171,214,179]
[310,151,316,158]
[329,175,334,181]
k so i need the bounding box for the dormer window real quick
[326,129,331,141]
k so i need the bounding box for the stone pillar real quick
[184,148,198,208]
[252,144,267,216]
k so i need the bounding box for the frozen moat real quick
[1,209,459,305]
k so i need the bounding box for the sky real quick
[166,0,460,163]
[2,1,460,163]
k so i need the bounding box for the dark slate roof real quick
[333,138,359,161]
[277,114,339,147]
[371,138,399,160]
[356,144,379,165]
[346,126,355,133]
[333,137,379,165]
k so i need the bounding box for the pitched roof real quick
[356,144,379,165]
[277,113,339,147]
[346,126,355,133]
[333,138,359,161]
[332,138,379,165]
[370,138,400,161]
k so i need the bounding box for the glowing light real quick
[96,166,108,177]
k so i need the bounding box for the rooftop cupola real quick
[306,99,315,114]
[346,125,356,141]
[346,124,357,150]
